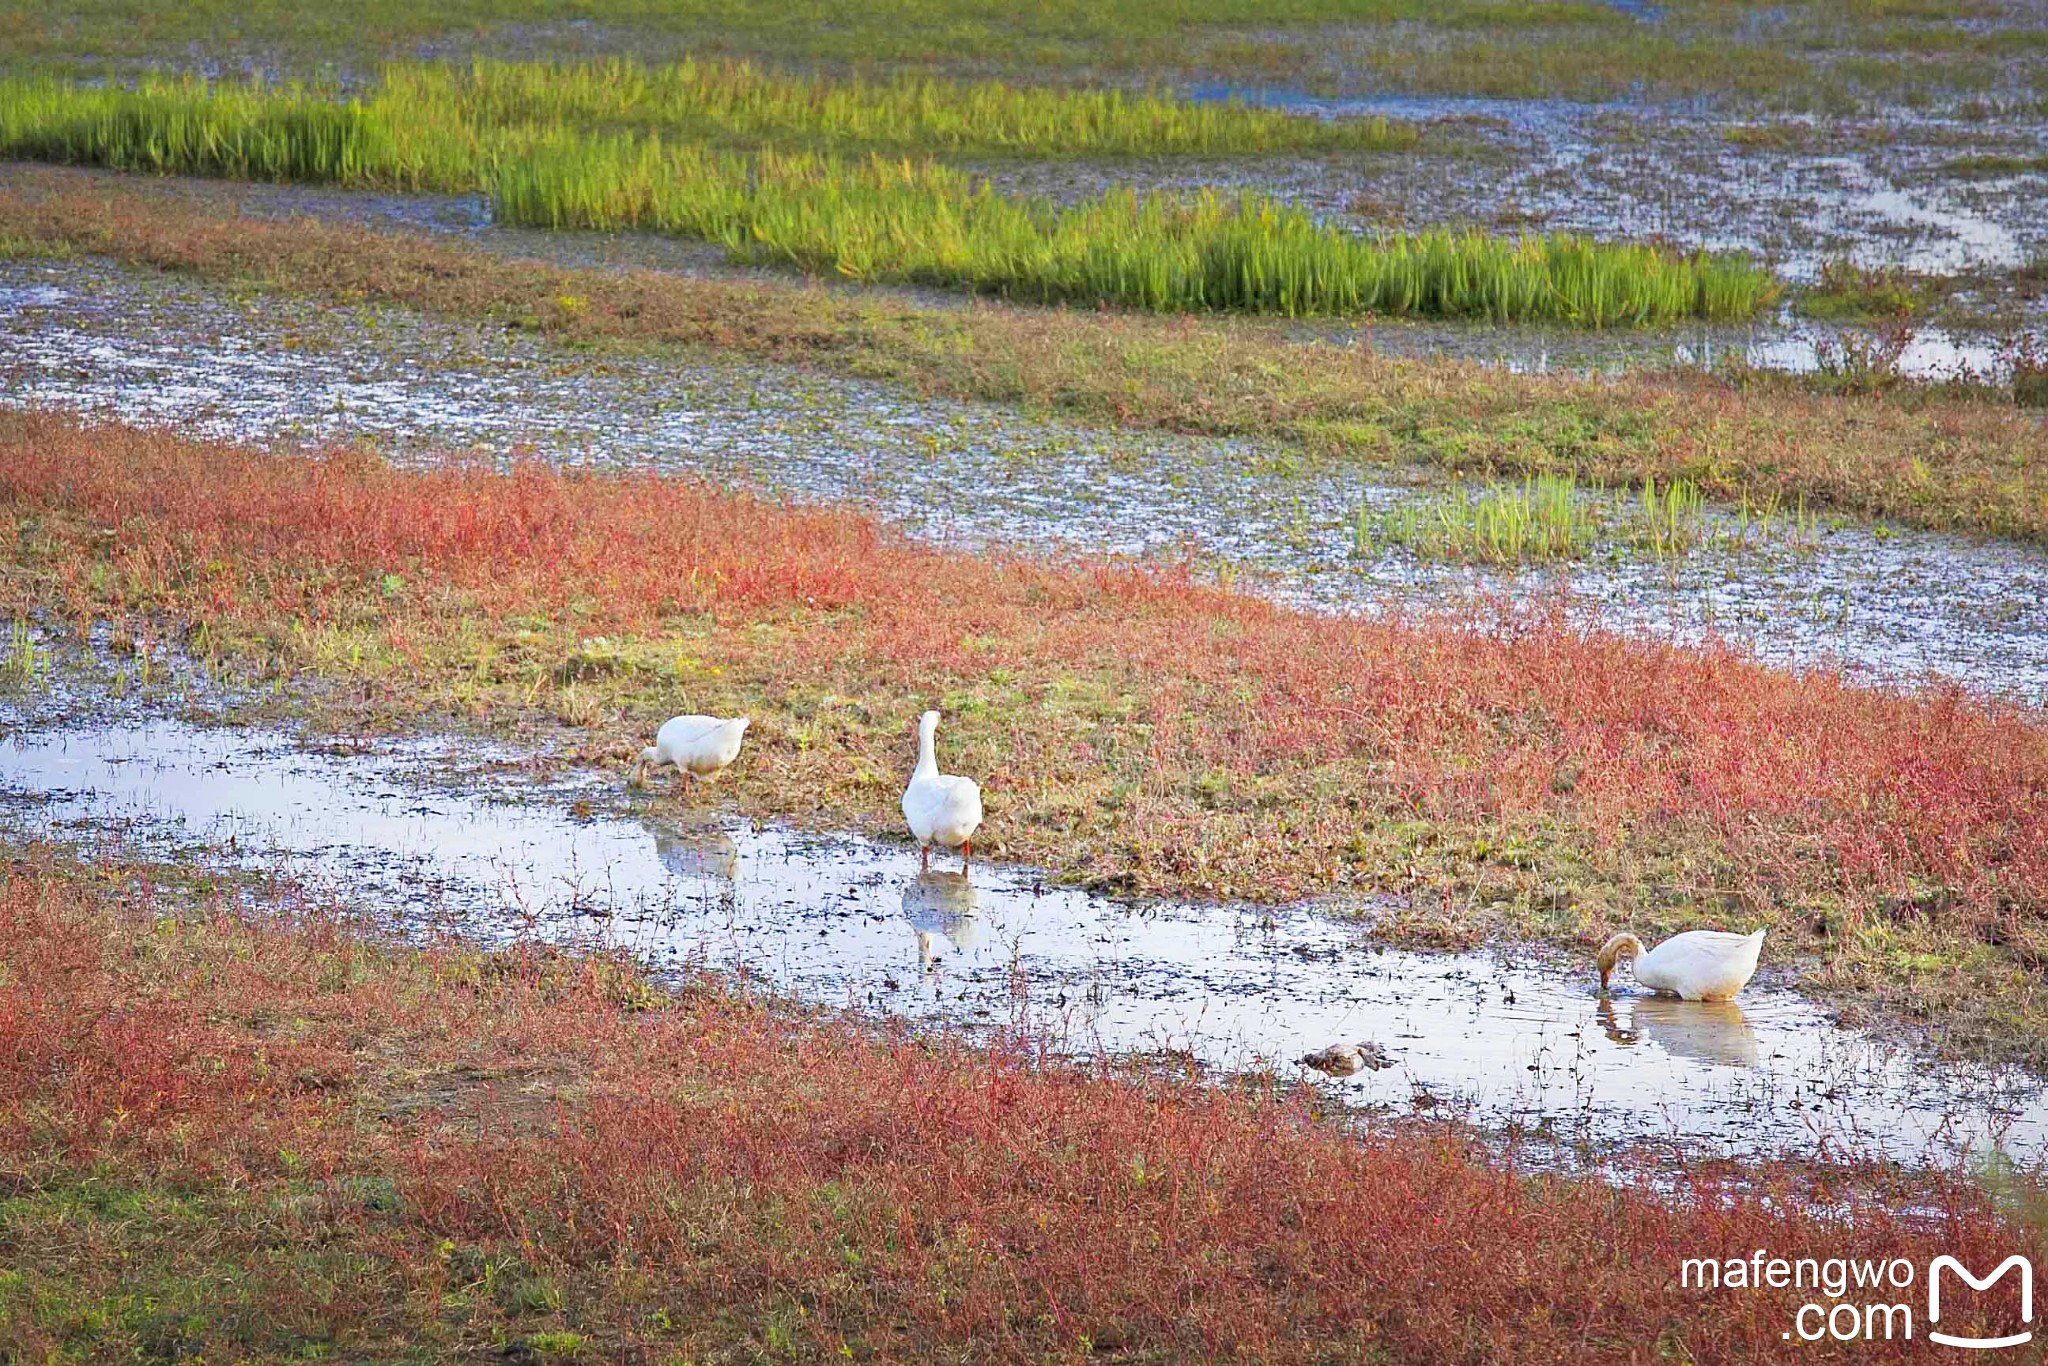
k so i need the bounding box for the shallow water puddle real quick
[3,714,2044,1168]
[1008,99,2045,332]
[5,256,2047,704]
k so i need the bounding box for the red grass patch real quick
[6,410,2044,933]
[0,856,2037,1361]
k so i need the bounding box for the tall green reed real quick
[0,75,470,187]
[488,135,1776,323]
[0,68,1782,325]
[382,57,1419,157]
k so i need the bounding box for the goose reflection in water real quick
[1598,996,1761,1069]
[904,870,982,967]
[649,822,740,882]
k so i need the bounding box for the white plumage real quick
[632,714,750,790]
[901,709,982,870]
[1597,928,1765,1001]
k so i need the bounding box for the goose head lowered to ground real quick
[1597,928,1765,1002]
[630,714,750,792]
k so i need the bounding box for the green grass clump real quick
[0,69,1782,325]
[384,57,1417,157]
[1353,474,1813,565]
[1355,475,1601,563]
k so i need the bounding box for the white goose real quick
[631,714,750,792]
[1596,928,1765,1002]
[902,709,983,871]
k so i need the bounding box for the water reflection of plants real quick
[1353,474,1821,566]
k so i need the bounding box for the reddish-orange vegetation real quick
[7,408,2046,940]
[0,854,2034,1361]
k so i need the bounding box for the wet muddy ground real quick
[6,251,2046,702]
[4,699,2044,1170]
[17,151,2037,383]
[995,94,2047,372]
[1175,94,2042,282]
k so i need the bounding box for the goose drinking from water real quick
[631,714,750,792]
[1596,928,1765,1001]
[902,709,983,871]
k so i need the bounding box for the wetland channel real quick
[4,705,2045,1172]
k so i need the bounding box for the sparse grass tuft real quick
[1721,121,1820,150]
[1797,258,1941,321]
[2,620,48,685]
[1355,475,1816,564]
[1356,474,1602,563]
[1811,317,1919,392]
[2006,331,2048,407]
